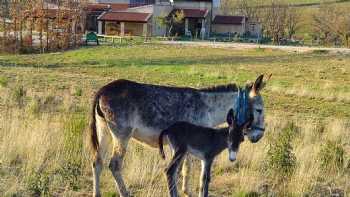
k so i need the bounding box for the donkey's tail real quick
[89,91,104,157]
[158,129,168,160]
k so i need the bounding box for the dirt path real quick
[160,41,350,54]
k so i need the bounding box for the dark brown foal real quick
[158,109,250,197]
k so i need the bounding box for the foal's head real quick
[226,108,251,162]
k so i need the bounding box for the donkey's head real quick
[226,108,247,162]
[243,74,270,143]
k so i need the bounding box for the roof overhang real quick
[169,8,208,18]
[98,11,152,23]
[213,15,246,25]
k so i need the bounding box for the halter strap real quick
[234,88,250,126]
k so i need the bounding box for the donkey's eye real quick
[256,109,263,113]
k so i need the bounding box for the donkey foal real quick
[158,109,249,197]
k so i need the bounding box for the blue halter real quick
[234,88,251,126]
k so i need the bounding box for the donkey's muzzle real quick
[247,131,264,143]
[229,151,237,162]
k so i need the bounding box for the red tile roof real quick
[171,8,208,18]
[86,3,129,12]
[213,15,246,25]
[98,11,152,23]
[104,3,129,11]
[86,4,110,12]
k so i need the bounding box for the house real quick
[212,15,261,37]
[85,0,262,39]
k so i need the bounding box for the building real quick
[212,15,261,37]
[85,0,261,39]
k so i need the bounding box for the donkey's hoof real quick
[93,193,101,197]
[121,191,131,197]
[182,190,191,197]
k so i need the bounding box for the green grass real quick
[1,44,349,119]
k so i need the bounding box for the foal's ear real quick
[226,108,235,126]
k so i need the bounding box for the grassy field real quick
[0,44,349,196]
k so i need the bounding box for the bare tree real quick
[312,3,350,47]
[261,0,288,44]
[1,0,9,51]
[232,0,262,22]
[285,7,299,39]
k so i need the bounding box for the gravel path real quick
[160,41,350,54]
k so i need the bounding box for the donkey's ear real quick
[260,73,272,89]
[226,108,235,126]
[252,74,264,94]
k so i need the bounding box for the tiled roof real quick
[98,11,152,23]
[170,8,208,18]
[86,3,129,12]
[86,3,110,12]
[213,15,246,25]
[104,3,129,11]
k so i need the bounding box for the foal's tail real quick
[158,129,169,160]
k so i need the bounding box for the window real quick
[250,24,255,32]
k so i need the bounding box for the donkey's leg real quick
[92,117,110,197]
[198,159,213,197]
[108,124,132,197]
[181,155,192,197]
[165,149,186,197]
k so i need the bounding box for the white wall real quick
[97,0,129,3]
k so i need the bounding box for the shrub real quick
[0,76,8,87]
[74,87,83,97]
[12,85,26,108]
[26,95,63,115]
[26,171,50,196]
[265,122,297,179]
[318,140,345,173]
[27,97,41,116]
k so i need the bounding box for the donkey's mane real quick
[199,84,238,93]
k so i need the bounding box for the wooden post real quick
[120,22,125,36]
[200,19,205,40]
[142,23,147,37]
[185,18,188,35]
[98,20,102,34]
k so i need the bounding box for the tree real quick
[261,0,288,44]
[285,7,299,39]
[312,3,350,47]
[156,10,184,37]
[1,0,9,51]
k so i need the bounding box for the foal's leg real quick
[108,124,132,197]
[166,149,186,197]
[181,155,192,197]
[198,159,213,197]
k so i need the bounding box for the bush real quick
[27,97,41,116]
[26,171,50,196]
[318,140,345,173]
[74,87,83,97]
[12,85,26,108]
[265,122,297,179]
[26,95,63,115]
[0,76,8,87]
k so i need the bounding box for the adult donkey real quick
[89,75,269,197]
